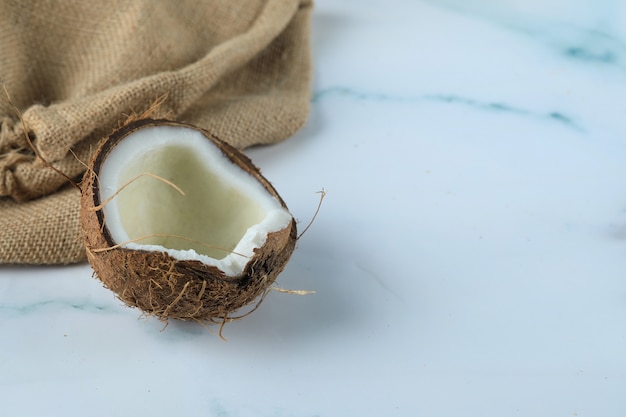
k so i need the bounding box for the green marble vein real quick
[312,87,584,132]
[0,299,116,316]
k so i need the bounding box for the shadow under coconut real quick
[233,244,357,342]
[220,218,393,347]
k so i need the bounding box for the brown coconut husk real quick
[80,119,297,322]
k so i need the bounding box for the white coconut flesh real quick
[98,125,292,277]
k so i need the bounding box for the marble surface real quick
[2,0,626,415]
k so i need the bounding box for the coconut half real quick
[81,119,297,321]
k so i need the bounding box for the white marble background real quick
[2,0,626,416]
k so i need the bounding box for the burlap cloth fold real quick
[0,0,312,264]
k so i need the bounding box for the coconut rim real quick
[89,118,294,278]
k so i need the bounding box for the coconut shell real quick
[80,119,297,321]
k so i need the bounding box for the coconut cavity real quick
[81,119,297,322]
[98,125,292,277]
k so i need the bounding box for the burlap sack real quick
[0,0,312,264]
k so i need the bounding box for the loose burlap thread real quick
[0,0,312,264]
